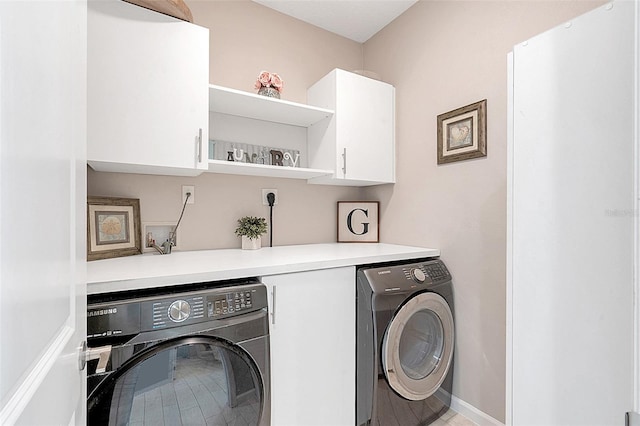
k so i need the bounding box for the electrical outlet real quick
[182,185,195,205]
[262,189,278,206]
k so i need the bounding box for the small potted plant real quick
[235,216,268,250]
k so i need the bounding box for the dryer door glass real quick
[382,292,454,401]
[398,309,444,380]
[87,337,263,426]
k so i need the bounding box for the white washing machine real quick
[356,259,455,426]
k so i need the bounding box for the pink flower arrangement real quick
[254,70,284,92]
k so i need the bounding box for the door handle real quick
[626,412,640,426]
[341,147,347,176]
[81,344,112,373]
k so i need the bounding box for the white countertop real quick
[87,243,439,294]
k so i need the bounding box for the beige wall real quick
[192,0,364,104]
[88,1,365,251]
[362,0,604,422]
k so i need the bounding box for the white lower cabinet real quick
[262,267,355,425]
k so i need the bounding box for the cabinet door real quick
[262,267,355,425]
[307,69,395,186]
[336,70,395,184]
[88,0,209,176]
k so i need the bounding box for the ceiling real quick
[251,0,418,43]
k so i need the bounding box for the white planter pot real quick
[241,235,261,250]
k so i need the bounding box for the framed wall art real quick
[337,201,379,243]
[437,99,487,164]
[87,196,142,261]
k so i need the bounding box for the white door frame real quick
[634,0,640,416]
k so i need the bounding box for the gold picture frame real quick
[437,99,487,164]
[337,201,379,243]
[87,196,142,261]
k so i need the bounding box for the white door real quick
[507,2,636,424]
[0,1,87,424]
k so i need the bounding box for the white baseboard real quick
[439,389,504,426]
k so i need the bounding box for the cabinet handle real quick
[342,147,347,176]
[271,285,276,325]
[197,128,203,163]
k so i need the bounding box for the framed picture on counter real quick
[87,196,142,261]
[437,99,487,164]
[337,201,379,243]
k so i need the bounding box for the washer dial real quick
[168,300,191,322]
[410,268,426,283]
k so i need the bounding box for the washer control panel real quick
[149,288,258,329]
[88,281,267,337]
[206,290,253,317]
[168,300,191,322]
[151,295,204,328]
[421,261,451,282]
[405,266,427,283]
[402,261,450,284]
[360,259,451,294]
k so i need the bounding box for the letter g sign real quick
[346,208,369,235]
[337,201,379,243]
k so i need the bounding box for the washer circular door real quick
[382,292,454,401]
[87,336,265,425]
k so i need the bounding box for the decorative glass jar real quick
[257,86,280,99]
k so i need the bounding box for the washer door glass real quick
[398,309,444,380]
[88,337,263,426]
[382,292,454,401]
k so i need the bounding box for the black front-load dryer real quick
[356,259,454,426]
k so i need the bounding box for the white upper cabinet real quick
[307,69,396,186]
[88,0,209,176]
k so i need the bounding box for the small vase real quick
[242,235,261,250]
[257,86,280,99]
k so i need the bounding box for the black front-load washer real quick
[356,259,455,426]
[86,278,270,426]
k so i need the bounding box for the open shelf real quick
[209,84,334,127]
[207,160,334,180]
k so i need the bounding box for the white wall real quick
[362,0,604,421]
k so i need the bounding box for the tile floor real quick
[431,408,479,426]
